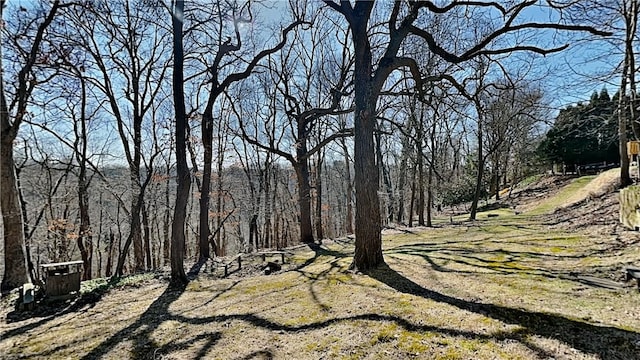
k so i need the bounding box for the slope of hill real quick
[508,169,624,236]
[1,172,640,359]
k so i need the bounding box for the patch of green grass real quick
[371,323,399,345]
[397,331,431,354]
[326,273,353,286]
[241,277,300,295]
[528,176,596,215]
[479,224,519,233]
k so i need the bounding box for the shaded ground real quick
[2,173,640,359]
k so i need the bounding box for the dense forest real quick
[1,0,637,292]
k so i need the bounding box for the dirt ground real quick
[2,172,640,360]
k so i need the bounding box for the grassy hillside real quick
[1,174,639,359]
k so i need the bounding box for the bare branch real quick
[301,128,354,161]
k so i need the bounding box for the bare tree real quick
[191,1,306,262]
[562,0,637,186]
[1,0,68,292]
[235,12,353,245]
[57,1,171,276]
[618,0,637,187]
[323,1,609,271]
[169,0,189,286]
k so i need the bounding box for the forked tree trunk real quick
[115,186,144,277]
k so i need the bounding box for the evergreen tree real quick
[538,89,620,168]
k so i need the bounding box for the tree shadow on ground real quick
[79,281,230,360]
[291,242,352,277]
[386,238,632,290]
[368,264,640,359]
[292,242,352,311]
[8,244,637,359]
[75,277,559,358]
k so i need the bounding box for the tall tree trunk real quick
[470,106,484,220]
[315,154,324,241]
[163,163,171,265]
[263,169,272,249]
[0,71,27,291]
[270,170,278,247]
[249,214,258,252]
[376,128,394,224]
[198,112,213,261]
[76,74,92,280]
[114,182,144,276]
[426,165,433,228]
[294,163,314,244]
[628,0,639,142]
[170,0,189,286]
[417,150,425,226]
[295,118,315,244]
[16,168,40,285]
[131,181,145,272]
[151,188,160,269]
[495,156,501,201]
[214,132,226,256]
[77,175,93,280]
[116,206,123,272]
[0,140,28,292]
[142,203,152,270]
[408,163,417,228]
[396,140,410,224]
[1,0,62,293]
[341,139,353,234]
[350,11,383,271]
[414,108,425,226]
[105,230,114,277]
[97,192,104,278]
[621,0,637,187]
[426,117,437,228]
[620,69,632,187]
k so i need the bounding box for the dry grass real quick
[559,168,620,209]
[525,176,597,215]
[2,176,640,359]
